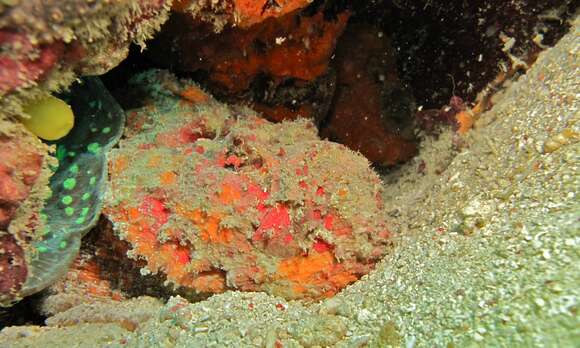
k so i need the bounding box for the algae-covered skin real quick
[1,14,577,348]
[104,70,391,300]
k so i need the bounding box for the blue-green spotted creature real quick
[20,77,125,298]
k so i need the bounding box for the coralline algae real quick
[104,70,392,300]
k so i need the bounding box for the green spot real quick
[67,151,76,157]
[89,176,96,185]
[61,195,73,205]
[63,178,76,190]
[75,216,86,225]
[80,207,89,217]
[40,213,48,222]
[102,127,111,134]
[87,142,101,154]
[56,145,67,162]
[81,192,91,201]
[59,240,67,249]
[89,101,97,108]
[91,127,98,132]
[37,246,48,253]
[65,207,75,216]
[69,164,79,174]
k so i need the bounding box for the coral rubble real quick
[103,70,391,300]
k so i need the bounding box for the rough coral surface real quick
[0,134,44,230]
[0,122,53,304]
[173,0,313,30]
[0,234,27,303]
[148,6,348,124]
[104,70,391,300]
[0,0,171,118]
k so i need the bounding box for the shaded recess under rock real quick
[320,23,417,165]
[357,0,577,108]
[148,2,420,166]
[147,5,349,125]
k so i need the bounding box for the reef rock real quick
[0,0,171,118]
[149,5,349,125]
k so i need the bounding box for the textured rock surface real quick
[0,121,53,305]
[0,0,171,120]
[172,0,313,30]
[0,131,45,230]
[0,1,170,304]
[149,5,348,126]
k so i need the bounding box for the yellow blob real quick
[21,95,75,141]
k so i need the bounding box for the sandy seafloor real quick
[1,15,578,348]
